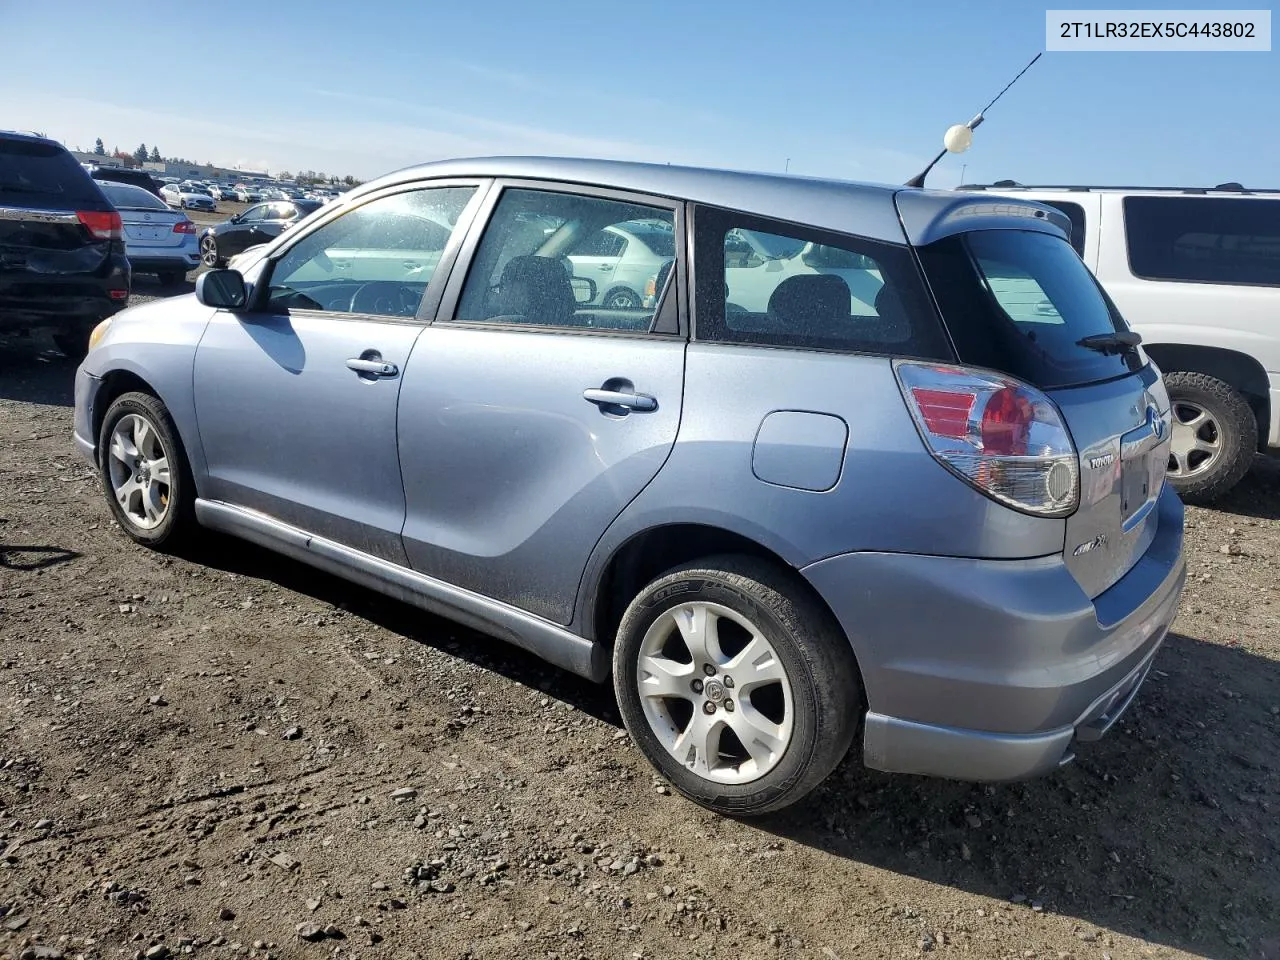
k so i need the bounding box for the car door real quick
[219,203,269,257]
[256,202,298,244]
[192,181,485,562]
[397,182,688,624]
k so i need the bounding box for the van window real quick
[918,229,1140,389]
[1124,195,1280,286]
[692,205,951,359]
[1042,200,1086,257]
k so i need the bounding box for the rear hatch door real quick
[914,215,1171,599]
[1,138,115,301]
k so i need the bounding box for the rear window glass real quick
[0,139,100,202]
[1124,195,1280,286]
[918,229,1137,388]
[100,181,168,210]
[692,205,951,359]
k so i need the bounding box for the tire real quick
[603,288,642,310]
[1163,371,1256,504]
[98,391,198,550]
[52,324,95,360]
[200,235,222,268]
[612,554,862,817]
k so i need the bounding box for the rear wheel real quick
[613,555,861,816]
[200,235,221,268]
[1164,371,1256,503]
[604,288,642,310]
[98,392,197,549]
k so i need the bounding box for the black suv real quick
[0,132,131,356]
[87,164,163,199]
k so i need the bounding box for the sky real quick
[1,0,1276,188]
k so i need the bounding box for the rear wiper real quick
[1077,330,1143,354]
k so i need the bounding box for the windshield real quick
[918,229,1138,389]
[100,181,168,210]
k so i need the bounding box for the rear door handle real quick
[583,388,657,412]
[346,358,399,377]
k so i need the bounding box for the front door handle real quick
[346,357,398,378]
[583,388,657,412]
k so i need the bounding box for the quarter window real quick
[454,188,675,332]
[693,206,950,358]
[1124,195,1280,286]
[264,186,476,318]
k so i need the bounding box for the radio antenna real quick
[905,51,1042,189]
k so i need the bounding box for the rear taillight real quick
[76,210,123,240]
[173,220,196,234]
[895,360,1079,518]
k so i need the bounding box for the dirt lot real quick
[2,323,1279,960]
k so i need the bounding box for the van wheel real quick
[1163,371,1256,503]
[98,391,198,549]
[612,555,861,816]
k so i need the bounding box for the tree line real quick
[90,137,364,187]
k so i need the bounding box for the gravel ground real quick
[2,307,1279,960]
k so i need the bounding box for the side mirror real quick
[570,277,597,304]
[196,269,248,310]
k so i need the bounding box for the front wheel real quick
[200,235,221,268]
[1164,371,1257,504]
[98,392,198,549]
[612,555,862,816]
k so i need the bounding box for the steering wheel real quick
[348,281,417,316]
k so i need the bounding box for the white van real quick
[958,182,1280,503]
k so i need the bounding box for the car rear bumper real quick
[128,252,200,273]
[801,483,1186,782]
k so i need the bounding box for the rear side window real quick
[1124,195,1280,286]
[918,229,1137,389]
[0,139,101,203]
[692,206,950,358]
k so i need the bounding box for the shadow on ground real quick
[0,544,80,571]
[184,531,1279,959]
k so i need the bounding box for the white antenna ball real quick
[944,124,974,154]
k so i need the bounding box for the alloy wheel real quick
[200,235,218,267]
[1168,400,1222,478]
[635,601,794,785]
[107,413,172,530]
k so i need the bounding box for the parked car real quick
[97,180,199,284]
[160,184,215,212]
[87,165,163,199]
[959,181,1280,503]
[208,184,237,202]
[232,184,263,203]
[73,158,1186,816]
[199,199,322,267]
[566,219,675,310]
[0,131,130,357]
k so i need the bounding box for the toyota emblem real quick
[1148,404,1165,441]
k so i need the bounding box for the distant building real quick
[71,150,124,167]
[143,160,270,182]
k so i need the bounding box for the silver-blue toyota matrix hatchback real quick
[73,158,1186,815]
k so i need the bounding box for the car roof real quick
[958,182,1280,198]
[0,129,63,146]
[348,156,1069,246]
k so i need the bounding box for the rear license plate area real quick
[1120,453,1152,522]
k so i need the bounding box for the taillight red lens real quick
[910,388,977,441]
[77,210,123,240]
[173,220,196,234]
[979,386,1035,456]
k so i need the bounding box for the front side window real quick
[264,185,476,318]
[454,188,675,331]
[693,205,950,358]
[240,204,268,223]
[1124,195,1280,286]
